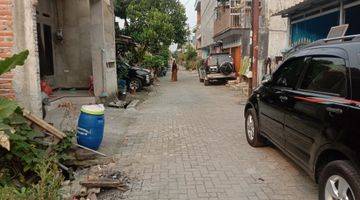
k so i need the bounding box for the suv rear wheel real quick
[319,160,360,200]
[129,78,142,92]
[204,79,210,86]
[245,108,266,147]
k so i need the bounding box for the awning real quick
[274,0,337,17]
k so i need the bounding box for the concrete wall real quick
[52,0,93,88]
[200,0,216,56]
[255,0,303,79]
[6,0,118,117]
[12,0,43,116]
[36,0,95,89]
[38,0,117,95]
[90,0,117,97]
[265,0,303,58]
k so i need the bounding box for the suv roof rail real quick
[324,34,360,42]
[308,34,360,47]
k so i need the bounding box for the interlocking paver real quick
[101,70,318,200]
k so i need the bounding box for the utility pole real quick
[249,0,260,95]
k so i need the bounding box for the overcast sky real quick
[180,0,197,29]
[168,0,196,51]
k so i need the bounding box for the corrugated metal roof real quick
[274,0,337,17]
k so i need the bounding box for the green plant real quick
[0,51,46,180]
[0,50,29,75]
[143,54,164,69]
[30,156,63,200]
[0,156,64,200]
[182,44,198,71]
[0,108,74,183]
[240,56,251,77]
[184,45,197,62]
[0,50,68,199]
[184,60,197,71]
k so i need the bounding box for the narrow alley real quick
[101,70,318,200]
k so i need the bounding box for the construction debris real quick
[18,109,124,200]
[61,162,130,200]
[0,131,10,151]
[127,100,140,109]
[108,100,127,108]
[23,109,67,140]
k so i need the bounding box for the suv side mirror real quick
[261,74,273,85]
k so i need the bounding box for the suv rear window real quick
[300,57,346,96]
[207,54,232,66]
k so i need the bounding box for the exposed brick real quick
[0,83,12,89]
[0,52,10,58]
[0,32,12,36]
[0,41,12,47]
[0,79,11,84]
[0,0,12,5]
[0,10,11,16]
[0,0,14,100]
[0,72,14,79]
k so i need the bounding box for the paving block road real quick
[101,70,318,200]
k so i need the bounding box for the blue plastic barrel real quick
[77,105,105,150]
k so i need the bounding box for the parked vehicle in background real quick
[117,61,153,92]
[245,35,360,200]
[198,53,236,86]
[157,65,169,77]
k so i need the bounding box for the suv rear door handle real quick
[279,96,288,102]
[326,107,343,115]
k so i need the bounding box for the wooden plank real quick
[80,180,125,189]
[22,109,67,139]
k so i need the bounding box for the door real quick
[258,57,306,147]
[231,47,241,76]
[284,56,349,167]
[38,24,54,78]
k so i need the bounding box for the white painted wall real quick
[266,0,303,58]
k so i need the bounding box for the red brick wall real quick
[0,0,15,99]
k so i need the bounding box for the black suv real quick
[245,36,360,200]
[117,61,153,91]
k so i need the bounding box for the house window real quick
[345,4,360,35]
[291,11,340,45]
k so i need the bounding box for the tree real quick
[132,9,174,54]
[183,44,198,71]
[126,0,189,52]
[114,0,132,27]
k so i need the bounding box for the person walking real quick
[171,59,178,82]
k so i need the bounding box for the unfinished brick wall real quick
[0,0,15,99]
